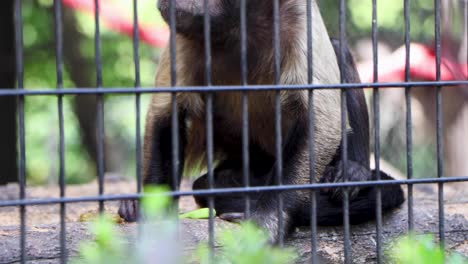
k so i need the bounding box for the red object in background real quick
[62,0,169,48]
[358,43,468,83]
[62,0,467,82]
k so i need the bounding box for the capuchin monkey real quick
[119,0,405,242]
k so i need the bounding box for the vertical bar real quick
[169,0,180,232]
[169,0,177,89]
[404,0,414,232]
[273,0,281,86]
[94,0,105,213]
[306,0,317,263]
[53,0,67,262]
[240,0,251,218]
[465,2,468,70]
[339,0,351,263]
[132,0,142,194]
[132,0,145,242]
[273,0,284,246]
[14,0,26,263]
[371,0,383,262]
[203,0,215,259]
[434,0,445,248]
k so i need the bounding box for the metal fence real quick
[1,0,467,263]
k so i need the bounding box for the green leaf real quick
[179,208,216,219]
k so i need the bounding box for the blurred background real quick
[0,0,466,186]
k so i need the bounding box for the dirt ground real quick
[0,175,467,263]
[0,175,198,227]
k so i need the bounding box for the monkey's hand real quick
[321,160,372,202]
[118,199,140,222]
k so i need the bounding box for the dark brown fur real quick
[118,0,405,243]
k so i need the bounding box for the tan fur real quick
[143,0,345,183]
[143,35,206,181]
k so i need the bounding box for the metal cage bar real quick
[132,0,142,195]
[2,175,468,207]
[169,0,181,233]
[339,0,351,262]
[132,0,145,242]
[273,0,285,246]
[306,0,318,263]
[404,0,415,233]
[202,0,215,258]
[53,0,67,262]
[0,80,467,96]
[93,0,106,213]
[14,0,26,263]
[371,0,383,262]
[4,0,468,263]
[434,0,445,247]
[240,0,251,220]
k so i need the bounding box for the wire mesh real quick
[4,0,468,263]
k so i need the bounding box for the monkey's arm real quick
[142,94,187,188]
[143,46,188,189]
[118,48,187,221]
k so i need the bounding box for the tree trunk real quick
[0,0,18,184]
[62,7,121,174]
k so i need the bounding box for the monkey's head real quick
[157,0,239,41]
[157,0,243,43]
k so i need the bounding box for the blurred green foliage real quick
[72,186,176,264]
[22,0,161,184]
[196,221,298,264]
[21,0,461,184]
[71,214,126,264]
[320,0,447,45]
[73,186,297,264]
[73,188,468,264]
[388,233,467,264]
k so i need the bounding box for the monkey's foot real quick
[322,160,372,202]
[118,199,140,222]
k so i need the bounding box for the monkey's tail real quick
[315,171,405,226]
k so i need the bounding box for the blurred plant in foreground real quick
[196,221,297,264]
[73,186,297,264]
[388,233,467,264]
[73,190,468,264]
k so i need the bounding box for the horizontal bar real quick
[0,81,467,96]
[1,176,467,207]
